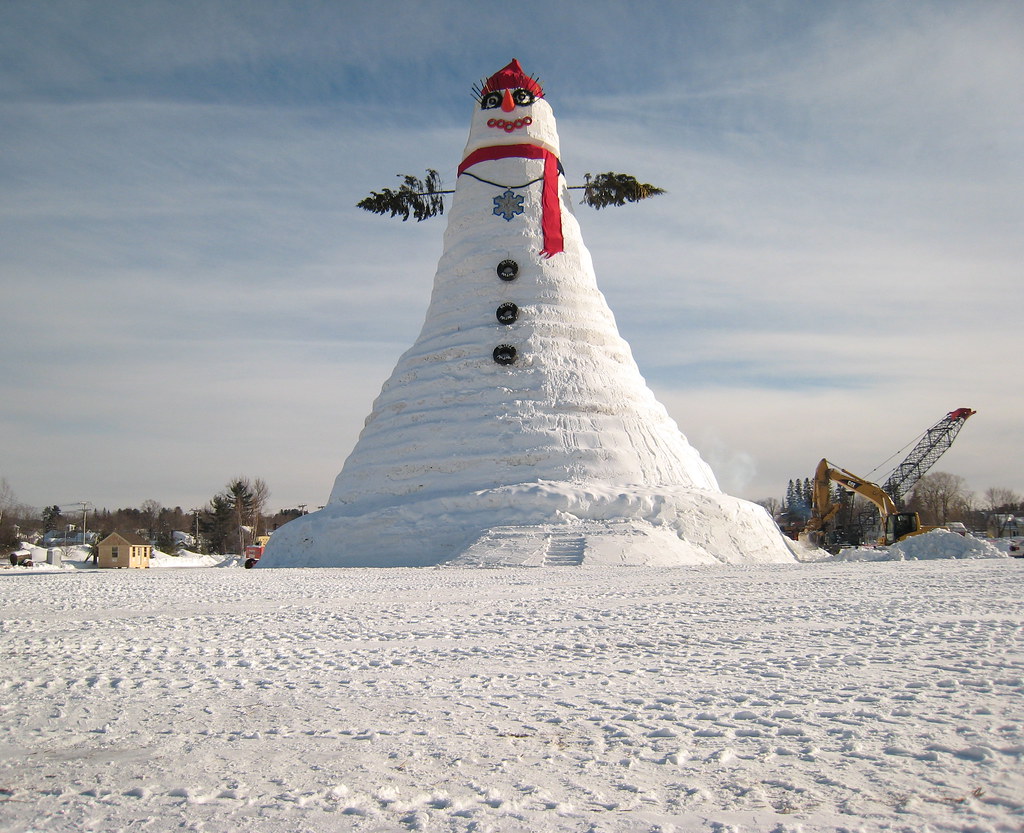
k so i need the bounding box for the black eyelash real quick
[472,77,544,104]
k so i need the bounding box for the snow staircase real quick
[452,526,550,567]
[449,520,674,567]
[543,532,586,566]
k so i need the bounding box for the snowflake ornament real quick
[492,189,525,221]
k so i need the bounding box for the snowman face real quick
[464,91,559,158]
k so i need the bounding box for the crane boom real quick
[882,408,975,505]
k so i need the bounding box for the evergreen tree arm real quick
[357,169,449,221]
[575,172,666,209]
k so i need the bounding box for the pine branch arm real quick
[572,172,666,209]
[356,169,449,221]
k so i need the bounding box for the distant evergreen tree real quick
[200,493,235,554]
[227,478,256,554]
[782,477,814,523]
[41,505,63,532]
[154,526,176,553]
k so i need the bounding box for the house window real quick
[111,547,119,559]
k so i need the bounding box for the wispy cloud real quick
[2,1,1020,509]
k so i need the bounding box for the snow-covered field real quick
[2,556,1022,833]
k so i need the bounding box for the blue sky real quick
[2,0,1022,512]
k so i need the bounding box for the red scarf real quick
[458,143,563,258]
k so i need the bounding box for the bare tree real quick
[0,478,20,545]
[909,472,972,525]
[755,497,782,518]
[983,487,1020,536]
[0,478,14,527]
[140,499,162,540]
[250,478,270,537]
[983,486,1019,513]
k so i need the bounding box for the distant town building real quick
[988,514,1021,538]
[96,532,151,569]
[41,529,98,547]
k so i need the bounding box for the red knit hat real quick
[479,59,543,98]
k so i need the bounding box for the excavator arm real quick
[817,459,899,517]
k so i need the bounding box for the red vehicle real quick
[243,545,264,569]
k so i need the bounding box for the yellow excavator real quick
[798,459,934,549]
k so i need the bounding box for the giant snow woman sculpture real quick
[260,60,794,567]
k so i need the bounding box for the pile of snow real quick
[990,536,1024,556]
[149,549,227,569]
[783,535,831,562]
[835,528,1007,561]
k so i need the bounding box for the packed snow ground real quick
[2,553,1022,832]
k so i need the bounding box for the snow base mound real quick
[260,481,795,568]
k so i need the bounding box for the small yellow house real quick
[97,532,152,569]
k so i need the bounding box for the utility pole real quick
[191,508,202,553]
[58,501,93,558]
[80,502,91,547]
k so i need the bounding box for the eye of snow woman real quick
[480,88,536,109]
